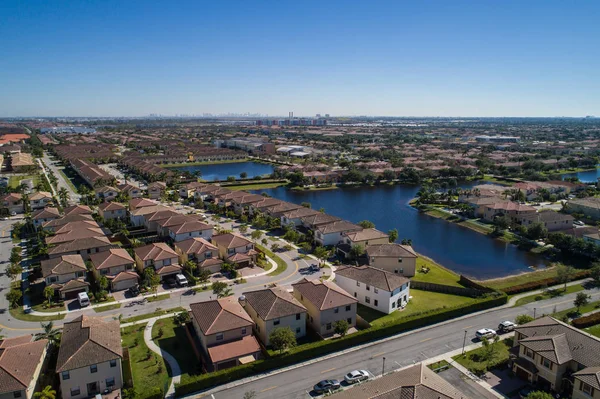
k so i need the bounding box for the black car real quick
[313,379,340,394]
[129,285,140,296]
[165,278,177,289]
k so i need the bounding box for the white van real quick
[78,292,90,307]
[175,273,188,287]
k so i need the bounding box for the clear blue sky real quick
[1,0,599,117]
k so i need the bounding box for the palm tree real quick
[58,187,69,207]
[35,321,61,346]
[34,386,56,399]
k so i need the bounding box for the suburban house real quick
[128,197,158,211]
[241,286,307,346]
[300,213,342,231]
[29,191,53,210]
[166,219,213,242]
[134,242,182,280]
[280,207,320,227]
[247,197,282,216]
[175,237,223,273]
[63,204,93,216]
[98,201,127,220]
[47,236,112,261]
[567,197,600,220]
[94,186,120,202]
[46,224,107,245]
[314,220,363,246]
[179,181,206,198]
[32,207,61,230]
[215,190,246,208]
[0,336,48,399]
[212,233,257,269]
[144,210,180,232]
[128,204,171,227]
[0,193,23,214]
[262,202,304,218]
[56,316,123,399]
[189,297,261,371]
[335,265,410,314]
[337,228,389,259]
[328,362,470,399]
[41,254,89,299]
[512,316,600,397]
[365,243,418,277]
[518,211,574,232]
[482,201,537,223]
[117,183,142,199]
[147,181,166,200]
[231,193,264,215]
[89,248,138,291]
[193,185,222,201]
[42,214,96,232]
[292,278,358,337]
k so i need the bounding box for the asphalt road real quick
[41,152,81,204]
[201,286,600,399]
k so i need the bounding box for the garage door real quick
[516,366,530,381]
[64,288,86,300]
[113,279,136,291]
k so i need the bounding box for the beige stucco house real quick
[41,254,89,299]
[212,233,257,269]
[365,243,418,277]
[0,336,48,399]
[98,201,127,220]
[0,193,23,214]
[90,248,138,291]
[175,237,223,273]
[134,242,182,280]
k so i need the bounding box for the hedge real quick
[501,270,592,295]
[174,292,507,396]
[572,311,600,329]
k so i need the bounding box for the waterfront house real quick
[300,213,342,231]
[292,278,357,337]
[41,254,89,299]
[338,228,389,258]
[231,193,264,215]
[212,233,257,269]
[147,181,166,200]
[47,236,112,261]
[335,265,410,314]
[32,207,61,230]
[314,220,362,246]
[189,297,261,371]
[56,316,123,399]
[215,190,246,208]
[89,248,138,291]
[29,191,53,210]
[280,207,320,227]
[262,201,304,218]
[0,336,48,399]
[0,193,23,214]
[179,181,207,198]
[567,197,600,220]
[482,201,537,223]
[241,286,307,346]
[134,242,182,280]
[193,184,222,201]
[248,197,283,216]
[174,237,223,273]
[94,186,120,202]
[98,201,127,221]
[518,211,574,232]
[365,243,418,277]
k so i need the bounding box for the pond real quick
[168,161,275,182]
[252,183,547,280]
[562,167,600,183]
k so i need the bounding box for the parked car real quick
[475,328,497,340]
[129,285,140,296]
[498,321,517,333]
[344,370,369,384]
[9,211,16,216]
[574,220,585,227]
[313,379,341,394]
[175,273,188,287]
[165,278,177,289]
[78,292,90,307]
[310,264,320,272]
[518,386,535,399]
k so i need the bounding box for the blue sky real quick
[1,0,599,117]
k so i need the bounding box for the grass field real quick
[10,307,65,321]
[552,300,600,320]
[412,256,462,287]
[31,303,65,313]
[452,339,512,373]
[8,174,40,188]
[147,293,170,303]
[483,267,559,290]
[256,244,287,276]
[225,182,287,191]
[121,323,170,398]
[122,307,185,324]
[358,289,477,327]
[585,324,600,338]
[514,284,585,307]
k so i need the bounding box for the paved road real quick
[41,151,80,204]
[200,286,600,399]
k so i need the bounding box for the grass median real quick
[256,244,287,276]
[122,307,185,324]
[94,303,122,313]
[10,307,65,321]
[514,284,585,307]
[147,293,170,303]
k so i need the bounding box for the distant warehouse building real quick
[474,135,520,143]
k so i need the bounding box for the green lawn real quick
[584,324,600,338]
[427,360,452,371]
[122,307,185,324]
[224,182,287,191]
[256,244,287,276]
[552,300,600,320]
[121,324,170,398]
[93,303,122,313]
[358,289,477,327]
[152,318,203,385]
[147,293,170,302]
[514,284,585,307]
[31,303,65,313]
[483,268,560,290]
[452,338,512,374]
[9,307,65,321]
[8,174,40,188]
[412,256,462,287]
[163,158,248,167]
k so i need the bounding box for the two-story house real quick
[337,228,389,259]
[280,207,320,228]
[41,254,89,299]
[231,193,264,215]
[335,265,410,314]
[45,225,107,246]
[174,237,222,273]
[0,336,48,399]
[117,183,142,199]
[89,248,138,291]
[241,286,307,347]
[94,186,120,202]
[147,181,166,200]
[134,242,182,280]
[482,201,537,223]
[29,191,53,210]
[365,243,418,277]
[98,201,127,221]
[63,204,93,216]
[314,220,363,247]
[178,181,207,199]
[32,207,61,230]
[189,297,261,371]
[166,219,213,242]
[212,233,258,269]
[518,211,574,232]
[292,278,358,337]
[300,213,341,231]
[47,236,112,261]
[512,316,600,397]
[42,213,96,232]
[0,193,23,214]
[56,316,123,399]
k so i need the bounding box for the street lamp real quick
[462,330,468,355]
[382,357,386,376]
[534,307,537,319]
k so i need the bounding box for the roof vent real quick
[238,295,246,306]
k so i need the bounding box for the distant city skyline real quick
[1,0,598,117]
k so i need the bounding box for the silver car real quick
[344,370,369,384]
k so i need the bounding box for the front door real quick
[87,382,99,396]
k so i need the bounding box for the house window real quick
[13,392,22,398]
[347,318,352,324]
[62,371,70,380]
[356,281,360,287]
[49,276,58,283]
[365,296,371,304]
[326,323,332,330]
[374,288,379,294]
[242,327,247,334]
[216,333,224,341]
[354,292,357,297]
[581,381,594,395]
[101,269,108,275]
[164,258,171,266]
[541,357,552,370]
[70,387,80,397]
[374,299,379,306]
[398,258,403,263]
[525,348,534,359]
[106,377,115,388]
[296,313,301,320]
[206,252,212,258]
[110,359,117,367]
[366,285,370,291]
[296,327,301,334]
[334,308,339,314]
[274,319,280,326]
[392,302,396,308]
[90,364,97,373]
[346,305,351,311]
[76,271,84,278]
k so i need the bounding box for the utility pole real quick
[382,357,386,376]
[534,307,537,319]
[462,330,468,355]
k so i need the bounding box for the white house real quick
[335,265,410,314]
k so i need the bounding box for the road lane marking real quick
[371,351,386,358]
[420,337,433,343]
[463,325,473,329]
[260,386,277,392]
[321,367,336,374]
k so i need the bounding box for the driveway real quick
[438,367,497,399]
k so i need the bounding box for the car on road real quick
[0,217,8,221]
[9,212,16,216]
[475,328,497,340]
[574,220,585,227]
[313,379,341,394]
[310,264,320,272]
[498,320,517,333]
[344,370,369,384]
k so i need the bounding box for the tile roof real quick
[32,207,60,220]
[42,213,95,229]
[62,204,93,216]
[41,255,86,277]
[190,297,254,335]
[280,207,321,219]
[519,211,574,223]
[212,233,252,249]
[486,201,536,212]
[243,286,306,321]
[366,243,418,258]
[345,228,389,242]
[336,266,410,292]
[56,316,122,372]
[111,271,139,283]
[135,242,178,261]
[29,191,52,201]
[156,264,183,275]
[573,367,600,390]
[98,201,126,211]
[0,337,47,394]
[292,279,357,310]
[301,213,342,227]
[89,248,134,270]
[175,237,217,255]
[52,220,100,234]
[129,198,159,210]
[46,227,106,244]
[315,220,363,235]
[167,220,212,235]
[47,235,111,255]
[207,335,260,364]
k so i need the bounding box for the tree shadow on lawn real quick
[154,325,202,377]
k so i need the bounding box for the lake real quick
[168,161,275,181]
[252,183,547,280]
[562,167,600,183]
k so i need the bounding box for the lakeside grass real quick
[10,307,65,321]
[256,244,287,276]
[514,284,585,307]
[585,324,600,338]
[482,267,559,290]
[477,175,515,186]
[163,158,248,168]
[122,307,185,324]
[552,300,600,320]
[291,185,339,192]
[225,182,287,191]
[412,255,462,287]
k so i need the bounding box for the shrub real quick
[501,270,592,295]
[572,311,600,329]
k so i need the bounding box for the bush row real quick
[501,270,592,295]
[174,293,507,396]
[572,311,600,329]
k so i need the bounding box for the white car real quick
[498,321,517,333]
[475,328,497,340]
[344,370,369,384]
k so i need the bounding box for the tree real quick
[525,222,548,240]
[333,320,349,337]
[212,281,233,298]
[251,230,262,240]
[184,260,197,276]
[349,244,365,260]
[98,275,109,292]
[9,250,21,265]
[240,172,248,179]
[556,263,576,291]
[313,246,329,261]
[43,286,55,306]
[6,289,22,308]
[388,228,398,243]
[574,292,591,313]
[271,243,280,252]
[239,225,248,234]
[227,176,236,182]
[299,242,311,253]
[401,238,412,246]
[197,268,211,284]
[174,311,191,325]
[515,314,534,325]
[144,269,161,296]
[35,321,61,346]
[591,262,600,286]
[34,386,57,399]
[358,220,375,229]
[524,392,554,399]
[6,263,23,281]
[269,327,297,353]
[58,187,69,207]
[493,215,511,233]
[301,202,311,208]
